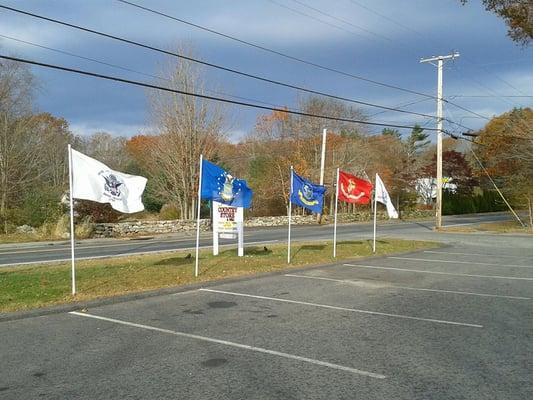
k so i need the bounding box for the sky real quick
[0,0,531,141]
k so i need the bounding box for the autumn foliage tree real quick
[474,107,533,227]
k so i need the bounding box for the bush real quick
[443,190,506,215]
[75,216,94,239]
[75,200,121,223]
[9,188,64,228]
[159,203,180,220]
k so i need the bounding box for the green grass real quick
[0,239,438,313]
[440,220,531,234]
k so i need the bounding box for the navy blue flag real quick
[201,159,253,208]
[290,171,326,213]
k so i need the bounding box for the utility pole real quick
[420,52,459,229]
[317,128,327,223]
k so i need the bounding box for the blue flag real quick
[201,159,253,208]
[290,171,326,213]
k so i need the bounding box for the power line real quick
[285,0,417,56]
[343,1,529,121]
[0,54,442,131]
[0,33,285,109]
[0,35,473,133]
[368,97,433,117]
[114,0,435,99]
[0,4,439,121]
[267,0,368,40]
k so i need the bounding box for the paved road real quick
[0,212,517,267]
[1,235,531,399]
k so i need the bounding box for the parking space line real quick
[344,264,533,281]
[424,250,532,260]
[388,256,533,269]
[200,289,483,328]
[284,274,530,300]
[69,311,385,379]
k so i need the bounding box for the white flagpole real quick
[67,144,76,295]
[333,168,339,257]
[195,154,203,277]
[373,173,378,253]
[287,166,293,264]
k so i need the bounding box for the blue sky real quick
[0,0,531,140]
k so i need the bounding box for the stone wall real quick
[92,209,434,238]
[93,219,211,238]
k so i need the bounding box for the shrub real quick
[75,216,94,239]
[159,203,180,220]
[75,200,121,223]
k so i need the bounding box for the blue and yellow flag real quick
[290,171,326,213]
[201,159,253,208]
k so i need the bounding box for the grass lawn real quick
[440,220,532,234]
[0,238,438,313]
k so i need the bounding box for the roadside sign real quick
[212,201,244,256]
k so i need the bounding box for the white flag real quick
[375,173,398,219]
[70,148,147,213]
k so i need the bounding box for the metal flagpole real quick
[287,166,293,264]
[373,173,378,253]
[195,154,203,277]
[317,128,327,223]
[333,168,339,257]
[67,144,76,295]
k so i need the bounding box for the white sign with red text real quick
[212,201,244,256]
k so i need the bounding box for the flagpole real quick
[333,168,339,257]
[373,173,378,253]
[195,154,203,277]
[67,144,76,295]
[287,165,293,264]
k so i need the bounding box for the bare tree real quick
[0,59,40,232]
[78,131,130,171]
[146,46,227,219]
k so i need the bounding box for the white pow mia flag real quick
[375,173,398,219]
[70,148,147,213]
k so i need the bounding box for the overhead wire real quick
[0,4,440,121]
[345,0,531,122]
[113,0,436,99]
[0,33,285,109]
[0,54,443,132]
[283,0,420,57]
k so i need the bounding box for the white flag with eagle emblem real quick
[375,173,398,219]
[70,148,147,213]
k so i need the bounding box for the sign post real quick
[212,200,244,256]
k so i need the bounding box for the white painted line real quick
[0,240,279,268]
[443,222,476,227]
[200,288,483,328]
[388,256,533,269]
[284,274,530,300]
[424,250,532,260]
[344,264,533,282]
[69,311,385,379]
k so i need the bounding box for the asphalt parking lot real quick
[1,241,532,399]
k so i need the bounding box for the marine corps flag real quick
[333,169,373,257]
[338,170,373,204]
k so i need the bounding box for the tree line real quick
[1,51,531,235]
